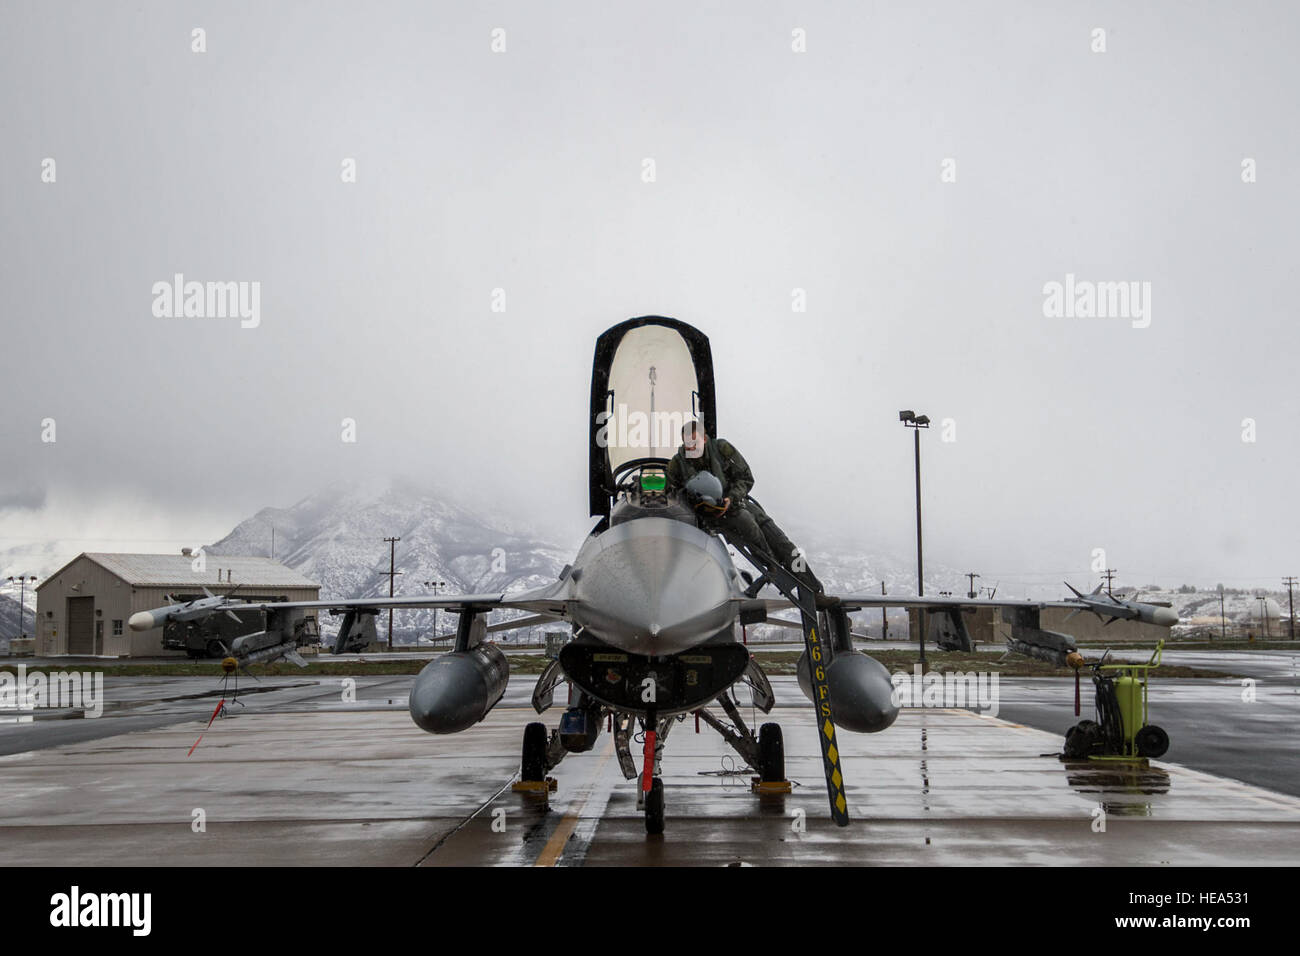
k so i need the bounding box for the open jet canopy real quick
[588,316,716,520]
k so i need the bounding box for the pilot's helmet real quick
[684,470,725,508]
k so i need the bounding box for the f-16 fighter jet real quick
[138,316,1177,833]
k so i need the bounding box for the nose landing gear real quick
[642,709,664,835]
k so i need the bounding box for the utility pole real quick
[1217,583,1226,641]
[1101,568,1118,596]
[1284,577,1297,641]
[881,581,888,640]
[966,572,980,600]
[383,537,401,651]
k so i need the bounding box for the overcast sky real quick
[1,2,1297,591]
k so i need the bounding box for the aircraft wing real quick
[762,594,1061,614]
[130,580,574,633]
[755,585,1176,666]
[758,589,1176,625]
[216,591,570,617]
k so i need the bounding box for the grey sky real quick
[1,2,1297,590]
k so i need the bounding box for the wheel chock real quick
[512,777,558,793]
[751,777,793,794]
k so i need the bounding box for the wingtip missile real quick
[1062,582,1179,628]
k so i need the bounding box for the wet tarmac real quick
[1,673,1298,866]
[987,649,1300,798]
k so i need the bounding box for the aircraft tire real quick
[521,721,548,781]
[758,722,785,782]
[645,777,664,835]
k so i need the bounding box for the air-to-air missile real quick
[1064,582,1180,627]
[127,588,243,631]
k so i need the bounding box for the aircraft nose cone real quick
[574,519,735,653]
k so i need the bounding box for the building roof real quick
[39,553,319,591]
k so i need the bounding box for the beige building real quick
[35,552,319,658]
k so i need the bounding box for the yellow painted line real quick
[533,743,615,867]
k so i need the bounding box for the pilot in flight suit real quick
[665,421,825,596]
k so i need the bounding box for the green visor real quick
[640,473,667,492]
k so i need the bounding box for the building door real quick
[67,596,94,655]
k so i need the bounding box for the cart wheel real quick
[1135,724,1169,758]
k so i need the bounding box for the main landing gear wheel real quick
[758,722,785,782]
[521,721,548,781]
[644,777,665,835]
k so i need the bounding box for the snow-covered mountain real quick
[205,479,572,642]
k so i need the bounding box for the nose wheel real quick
[644,777,665,834]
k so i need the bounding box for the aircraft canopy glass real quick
[601,325,701,477]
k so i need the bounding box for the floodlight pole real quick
[914,426,923,604]
[900,411,930,665]
[9,575,37,641]
[424,580,446,643]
